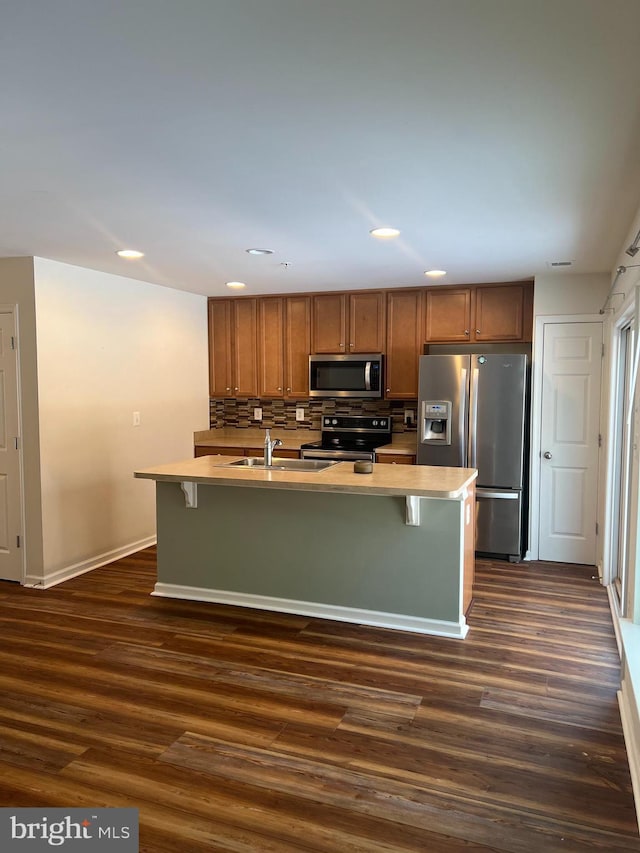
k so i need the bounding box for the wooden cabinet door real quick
[424,288,472,342]
[231,298,258,397]
[474,284,526,341]
[312,293,347,353]
[208,299,233,396]
[385,290,423,399]
[258,298,284,397]
[348,292,385,352]
[284,296,311,397]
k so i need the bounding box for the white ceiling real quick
[2,0,640,297]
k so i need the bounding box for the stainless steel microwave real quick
[309,354,383,398]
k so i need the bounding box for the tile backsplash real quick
[210,398,418,432]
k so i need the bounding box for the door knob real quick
[543,451,552,459]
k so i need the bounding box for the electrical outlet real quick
[295,407,305,422]
[132,411,141,427]
[404,409,415,425]
[253,407,262,421]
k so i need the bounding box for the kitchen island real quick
[134,456,477,638]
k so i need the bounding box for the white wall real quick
[533,272,610,316]
[33,258,209,584]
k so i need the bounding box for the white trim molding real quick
[152,582,470,639]
[618,619,640,833]
[24,535,157,589]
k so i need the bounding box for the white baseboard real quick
[24,536,157,589]
[618,684,640,834]
[152,582,469,639]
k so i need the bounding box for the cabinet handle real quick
[277,386,282,391]
[286,387,291,392]
[349,343,354,348]
[234,387,239,391]
[226,387,231,392]
[476,329,480,334]
[464,329,469,335]
[386,387,391,393]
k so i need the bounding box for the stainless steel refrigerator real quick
[417,353,528,560]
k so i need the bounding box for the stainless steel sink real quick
[224,457,338,472]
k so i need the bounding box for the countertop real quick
[135,455,476,499]
[194,428,418,456]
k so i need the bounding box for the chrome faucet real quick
[264,429,283,467]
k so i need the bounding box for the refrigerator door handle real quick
[469,367,479,468]
[476,488,520,500]
[459,367,468,466]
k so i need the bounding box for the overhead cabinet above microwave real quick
[311,292,386,354]
[309,354,383,398]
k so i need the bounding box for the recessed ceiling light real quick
[226,281,246,290]
[369,227,400,239]
[116,248,145,259]
[246,248,274,256]
[424,269,447,278]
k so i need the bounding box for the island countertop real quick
[135,455,477,499]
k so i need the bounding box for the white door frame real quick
[602,303,633,591]
[529,313,604,562]
[0,304,25,582]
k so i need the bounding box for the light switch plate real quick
[253,407,262,421]
[133,411,141,427]
[295,407,305,422]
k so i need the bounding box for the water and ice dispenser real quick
[420,401,452,444]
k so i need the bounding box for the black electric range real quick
[300,414,392,461]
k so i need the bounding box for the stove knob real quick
[380,419,386,428]
[373,419,378,426]
[332,419,338,425]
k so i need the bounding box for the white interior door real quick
[0,311,22,581]
[539,322,603,564]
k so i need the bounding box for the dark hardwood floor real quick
[0,549,637,852]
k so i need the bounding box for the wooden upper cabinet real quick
[311,291,385,353]
[257,296,311,398]
[349,292,385,352]
[424,288,471,343]
[385,289,424,399]
[208,298,257,398]
[257,298,285,397]
[311,293,347,353]
[424,282,533,343]
[231,298,258,396]
[208,299,233,397]
[209,281,533,401]
[284,295,311,397]
[474,283,532,341]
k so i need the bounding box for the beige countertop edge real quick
[135,458,477,500]
[374,441,416,455]
[194,433,417,454]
